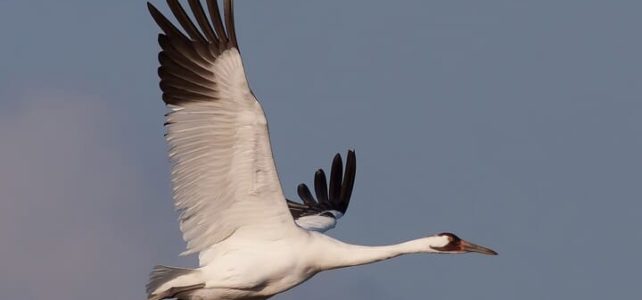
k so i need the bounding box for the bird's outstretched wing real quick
[148,0,298,263]
[287,150,356,232]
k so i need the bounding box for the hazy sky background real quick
[1,0,641,299]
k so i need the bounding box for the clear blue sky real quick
[1,0,641,299]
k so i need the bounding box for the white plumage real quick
[293,213,339,232]
[146,1,497,299]
[165,48,295,258]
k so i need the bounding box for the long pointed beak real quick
[460,240,498,255]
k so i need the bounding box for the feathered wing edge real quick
[147,0,239,106]
[288,150,357,225]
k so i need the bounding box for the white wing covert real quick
[148,0,297,258]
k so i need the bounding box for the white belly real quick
[193,235,318,299]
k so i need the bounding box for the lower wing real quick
[287,150,356,232]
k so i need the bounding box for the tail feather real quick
[146,265,201,299]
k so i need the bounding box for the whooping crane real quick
[146,1,497,299]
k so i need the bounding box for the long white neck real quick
[310,233,445,271]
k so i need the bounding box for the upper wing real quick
[287,150,356,232]
[148,0,297,258]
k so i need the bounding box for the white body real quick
[154,231,445,299]
[189,232,316,299]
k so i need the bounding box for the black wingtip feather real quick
[188,0,218,43]
[288,150,358,221]
[167,0,208,43]
[206,0,228,47]
[314,169,329,203]
[150,1,230,107]
[328,153,343,205]
[224,0,238,48]
[297,184,316,206]
[339,150,357,213]
[148,2,190,43]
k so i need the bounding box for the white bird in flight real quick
[146,1,497,299]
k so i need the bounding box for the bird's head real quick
[428,232,497,255]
